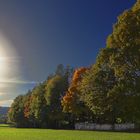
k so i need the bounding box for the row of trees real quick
[8,65,76,128]
[8,0,140,127]
[63,0,140,124]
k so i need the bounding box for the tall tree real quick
[106,0,140,123]
[8,95,27,127]
[79,50,116,123]
[45,74,69,128]
[79,0,140,123]
[62,67,92,122]
[28,83,48,128]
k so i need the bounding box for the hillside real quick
[0,107,9,117]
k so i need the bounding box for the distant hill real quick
[0,107,9,116]
[0,107,9,123]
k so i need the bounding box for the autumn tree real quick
[62,67,92,122]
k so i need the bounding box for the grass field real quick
[0,124,140,140]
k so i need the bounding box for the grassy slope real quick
[0,125,140,140]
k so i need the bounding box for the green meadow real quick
[0,124,140,140]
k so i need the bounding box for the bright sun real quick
[0,33,20,83]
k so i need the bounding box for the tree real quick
[24,84,48,128]
[55,64,65,76]
[106,0,140,123]
[62,67,92,122]
[8,95,27,127]
[79,49,117,123]
[45,74,69,128]
[79,0,140,123]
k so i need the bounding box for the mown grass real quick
[0,124,140,140]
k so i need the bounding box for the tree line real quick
[8,0,140,128]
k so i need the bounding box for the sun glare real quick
[0,33,19,82]
[0,48,8,80]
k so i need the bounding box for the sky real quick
[0,0,136,107]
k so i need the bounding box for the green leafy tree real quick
[106,0,140,123]
[28,83,48,128]
[79,49,116,123]
[8,95,27,127]
[79,0,140,123]
[45,74,69,128]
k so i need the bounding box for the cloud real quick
[0,99,13,107]
[0,79,38,84]
[0,79,37,107]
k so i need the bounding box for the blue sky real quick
[0,0,136,106]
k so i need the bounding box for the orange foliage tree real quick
[61,67,88,115]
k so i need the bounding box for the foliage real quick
[45,75,69,128]
[62,67,92,122]
[78,0,140,123]
[8,95,27,127]
[8,65,73,128]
